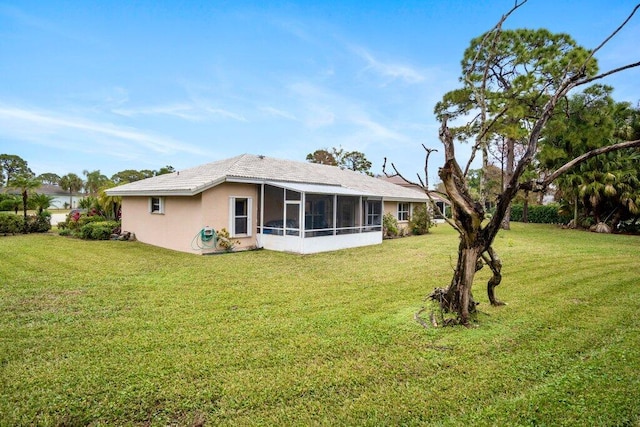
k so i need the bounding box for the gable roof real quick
[379,175,449,204]
[105,154,428,201]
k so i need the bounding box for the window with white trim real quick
[229,197,252,237]
[397,202,410,221]
[365,200,381,226]
[149,197,164,214]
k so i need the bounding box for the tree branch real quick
[533,139,640,191]
[578,61,640,87]
[587,4,640,62]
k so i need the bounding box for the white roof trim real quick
[264,181,374,196]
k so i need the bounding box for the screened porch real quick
[256,182,383,254]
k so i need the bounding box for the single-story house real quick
[105,154,429,254]
[3,184,83,209]
[379,175,450,223]
[37,184,84,209]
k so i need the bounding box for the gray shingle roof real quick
[105,154,428,201]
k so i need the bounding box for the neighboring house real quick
[3,184,83,209]
[380,175,450,225]
[37,184,84,209]
[106,154,429,254]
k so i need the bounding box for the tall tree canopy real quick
[0,154,32,188]
[156,165,175,176]
[83,170,110,197]
[306,147,373,175]
[36,173,61,185]
[111,169,151,184]
[306,148,339,166]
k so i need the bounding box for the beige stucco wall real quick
[120,182,259,254]
[201,182,259,250]
[384,200,426,235]
[121,195,203,253]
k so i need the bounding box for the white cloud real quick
[113,104,203,121]
[0,105,207,156]
[259,106,298,121]
[112,102,247,122]
[351,46,426,84]
[202,106,248,122]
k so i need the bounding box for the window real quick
[149,197,164,214]
[397,203,410,221]
[230,197,252,237]
[366,200,381,226]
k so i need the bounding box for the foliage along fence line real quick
[509,203,570,224]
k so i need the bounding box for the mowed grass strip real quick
[1,224,639,426]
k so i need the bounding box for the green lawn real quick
[1,224,639,426]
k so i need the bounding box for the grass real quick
[1,224,639,426]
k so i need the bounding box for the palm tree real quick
[9,175,41,231]
[30,193,56,214]
[59,173,84,208]
[97,185,121,220]
[82,170,109,197]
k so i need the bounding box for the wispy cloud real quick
[113,104,202,121]
[351,46,425,84]
[0,104,207,156]
[348,114,407,143]
[259,106,298,121]
[0,4,61,34]
[113,101,247,122]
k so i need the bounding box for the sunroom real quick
[256,182,383,254]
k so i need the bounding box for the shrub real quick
[25,212,52,233]
[79,221,120,240]
[216,228,240,251]
[58,228,72,237]
[510,203,570,224]
[409,204,432,235]
[63,213,106,231]
[383,212,399,238]
[0,213,24,235]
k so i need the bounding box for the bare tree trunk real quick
[501,137,515,230]
[523,189,529,223]
[435,242,482,326]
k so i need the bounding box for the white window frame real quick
[149,197,164,214]
[397,202,410,221]
[366,200,381,226]
[229,197,253,237]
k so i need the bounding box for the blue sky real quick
[1,0,639,185]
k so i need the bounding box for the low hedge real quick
[78,221,121,240]
[0,212,51,234]
[510,203,570,224]
[0,213,24,234]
